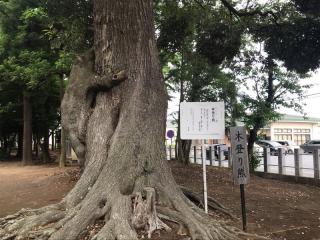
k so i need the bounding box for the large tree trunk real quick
[22,92,33,165]
[0,2,241,239]
[59,75,67,168]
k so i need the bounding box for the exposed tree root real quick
[0,152,258,240]
[180,186,236,219]
[161,181,256,240]
[131,188,171,238]
[0,205,65,240]
[0,183,270,240]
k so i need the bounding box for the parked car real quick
[275,140,299,154]
[256,140,287,155]
[205,144,228,159]
[253,143,263,157]
[300,140,320,153]
[216,144,229,159]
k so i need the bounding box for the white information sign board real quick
[180,102,225,140]
[230,126,250,185]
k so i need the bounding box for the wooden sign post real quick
[230,126,250,231]
[180,102,225,214]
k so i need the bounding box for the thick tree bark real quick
[22,92,33,165]
[0,2,245,240]
[59,75,67,168]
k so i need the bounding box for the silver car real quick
[300,140,320,153]
[256,140,287,156]
[275,140,299,154]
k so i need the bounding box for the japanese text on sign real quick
[230,127,250,185]
[180,102,225,140]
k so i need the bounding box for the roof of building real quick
[168,114,320,130]
[278,114,320,123]
[234,114,320,128]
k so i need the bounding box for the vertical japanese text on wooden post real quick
[230,127,250,185]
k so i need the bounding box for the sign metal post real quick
[202,142,208,213]
[166,130,175,160]
[240,184,247,231]
[230,126,250,231]
[180,102,225,214]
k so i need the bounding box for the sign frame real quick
[180,101,225,214]
[180,102,225,140]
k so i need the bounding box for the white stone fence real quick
[166,146,320,182]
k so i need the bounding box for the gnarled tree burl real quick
[0,1,249,239]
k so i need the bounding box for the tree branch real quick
[220,0,278,22]
[193,0,206,10]
[254,78,262,101]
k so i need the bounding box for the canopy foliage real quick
[0,0,319,162]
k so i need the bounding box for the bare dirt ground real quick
[0,161,78,218]
[171,161,320,240]
[0,160,319,240]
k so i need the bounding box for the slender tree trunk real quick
[176,131,192,164]
[16,128,23,159]
[0,2,239,239]
[33,136,37,157]
[0,138,3,154]
[6,134,16,157]
[248,58,275,171]
[176,53,191,164]
[59,129,66,167]
[41,128,51,163]
[22,92,33,165]
[3,137,8,155]
[59,75,66,168]
[51,131,55,151]
[248,127,259,172]
[266,57,275,107]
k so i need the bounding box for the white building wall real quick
[312,124,320,139]
[270,121,320,144]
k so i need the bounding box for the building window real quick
[293,134,311,145]
[274,134,292,141]
[293,128,310,133]
[274,128,282,133]
[274,128,292,133]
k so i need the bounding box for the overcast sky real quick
[167,70,320,119]
[286,71,320,118]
